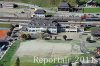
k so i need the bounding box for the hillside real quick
[0,0,77,7]
[0,0,100,7]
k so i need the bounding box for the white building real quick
[27,27,57,34]
[58,21,84,32]
[0,2,17,8]
[23,20,57,34]
[65,26,78,32]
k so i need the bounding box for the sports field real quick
[11,39,81,66]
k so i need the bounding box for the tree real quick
[54,36,57,40]
[76,0,80,4]
[10,25,15,31]
[21,34,27,40]
[0,64,4,66]
[63,35,67,40]
[7,31,12,36]
[77,62,82,66]
[15,57,20,66]
[27,34,31,40]
[68,62,72,66]
[86,36,91,41]
[46,28,51,34]
[13,4,18,8]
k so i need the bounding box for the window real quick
[32,30,35,32]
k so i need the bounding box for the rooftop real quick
[91,30,100,36]
[34,9,46,14]
[28,19,56,28]
[58,2,69,8]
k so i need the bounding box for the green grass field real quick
[0,40,21,66]
[0,23,11,28]
[10,54,93,66]
[82,8,100,13]
[0,0,100,8]
[85,27,100,31]
[0,0,77,7]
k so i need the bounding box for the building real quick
[34,9,46,18]
[91,30,100,39]
[53,20,84,32]
[92,30,100,36]
[86,0,98,7]
[0,2,18,8]
[58,2,69,11]
[22,20,57,34]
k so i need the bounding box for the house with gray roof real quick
[25,19,57,34]
[92,30,100,36]
[0,2,18,8]
[58,2,69,11]
[34,9,46,18]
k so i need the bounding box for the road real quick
[0,17,100,24]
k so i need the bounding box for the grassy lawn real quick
[80,0,100,3]
[85,27,100,31]
[10,54,93,66]
[0,40,21,66]
[11,61,60,66]
[21,0,76,7]
[0,23,11,28]
[2,0,77,7]
[82,8,100,13]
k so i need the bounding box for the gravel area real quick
[14,39,82,58]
